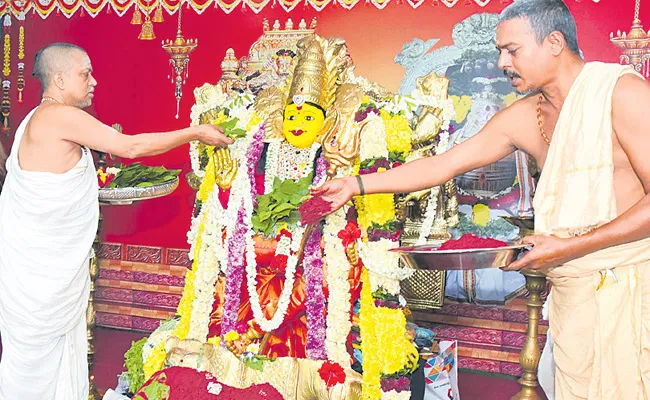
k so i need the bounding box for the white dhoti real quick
[0,108,98,400]
[534,62,650,399]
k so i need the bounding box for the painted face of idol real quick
[282,102,326,148]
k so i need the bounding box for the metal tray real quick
[98,178,179,205]
[389,242,530,271]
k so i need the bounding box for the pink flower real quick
[235,322,248,334]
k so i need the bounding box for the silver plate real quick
[98,178,179,205]
[389,242,530,271]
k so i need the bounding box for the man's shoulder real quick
[29,105,89,131]
[497,94,538,121]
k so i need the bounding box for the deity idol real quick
[127,31,456,400]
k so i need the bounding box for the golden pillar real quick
[505,217,545,400]
[511,270,545,400]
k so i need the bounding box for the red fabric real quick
[1,0,631,249]
[133,366,284,400]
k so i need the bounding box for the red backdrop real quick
[0,0,636,248]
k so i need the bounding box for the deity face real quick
[282,102,325,148]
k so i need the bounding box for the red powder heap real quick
[299,196,333,226]
[438,234,509,250]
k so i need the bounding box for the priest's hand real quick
[310,176,358,215]
[502,234,576,272]
[196,124,234,148]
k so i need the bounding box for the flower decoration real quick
[318,361,347,389]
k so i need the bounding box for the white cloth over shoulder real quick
[0,107,98,400]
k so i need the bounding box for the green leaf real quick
[243,357,265,372]
[123,337,147,393]
[217,118,238,130]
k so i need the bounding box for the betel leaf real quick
[108,163,181,189]
[251,174,313,236]
[217,118,248,140]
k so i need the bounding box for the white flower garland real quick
[416,186,440,246]
[357,239,413,295]
[436,130,451,155]
[142,319,179,365]
[323,189,354,366]
[243,224,306,332]
[185,127,258,341]
[381,389,412,400]
[359,113,388,161]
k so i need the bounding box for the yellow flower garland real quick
[355,166,395,231]
[359,269,381,400]
[356,193,395,230]
[142,147,218,379]
[359,269,419,400]
[381,110,412,155]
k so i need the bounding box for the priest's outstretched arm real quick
[312,100,526,212]
[51,104,233,158]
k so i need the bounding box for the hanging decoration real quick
[17,8,25,103]
[138,11,155,39]
[2,80,10,133]
[3,15,10,78]
[610,0,650,77]
[153,0,164,22]
[162,1,197,119]
[2,15,10,134]
[0,0,599,19]
[130,2,142,25]
[136,0,155,39]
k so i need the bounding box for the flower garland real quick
[323,196,353,366]
[359,269,382,399]
[359,269,419,400]
[355,112,397,232]
[219,126,265,338]
[220,204,248,338]
[244,224,305,332]
[358,113,388,161]
[357,239,413,295]
[380,109,412,156]
[302,228,327,360]
[228,134,320,333]
[264,140,321,193]
[301,154,329,359]
[3,16,10,78]
[416,186,440,246]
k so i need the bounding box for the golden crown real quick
[287,36,327,110]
